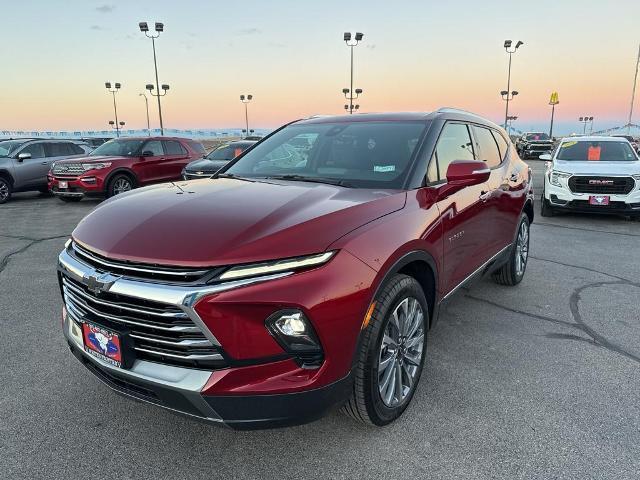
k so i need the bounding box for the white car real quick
[540,136,640,217]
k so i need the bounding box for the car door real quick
[162,140,190,180]
[429,122,492,295]
[470,125,512,255]
[13,142,47,188]
[134,139,165,184]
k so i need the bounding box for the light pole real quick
[501,89,519,133]
[343,32,364,114]
[548,91,559,138]
[240,94,252,137]
[344,104,360,113]
[139,93,150,136]
[503,40,523,128]
[139,21,167,135]
[628,43,640,135]
[109,120,126,133]
[105,82,122,137]
[342,88,363,114]
[145,83,170,134]
[506,115,518,136]
[579,116,593,135]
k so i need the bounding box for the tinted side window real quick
[431,123,475,180]
[164,141,187,155]
[142,140,164,156]
[46,142,74,157]
[19,143,45,159]
[473,126,502,168]
[491,130,509,160]
[188,140,206,155]
[70,143,85,155]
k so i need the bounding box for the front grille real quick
[53,163,85,175]
[61,272,226,370]
[72,242,220,283]
[568,176,635,195]
[526,143,553,151]
[183,172,214,180]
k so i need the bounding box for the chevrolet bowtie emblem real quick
[84,272,120,294]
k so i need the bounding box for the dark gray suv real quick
[0,139,86,203]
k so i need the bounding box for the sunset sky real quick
[2,0,640,135]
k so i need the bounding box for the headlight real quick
[633,174,640,181]
[82,162,112,171]
[219,251,336,281]
[550,170,571,187]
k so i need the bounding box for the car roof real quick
[560,136,632,143]
[225,140,257,146]
[297,108,504,131]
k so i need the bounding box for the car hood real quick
[184,158,229,172]
[72,178,406,267]
[55,155,128,164]
[554,160,640,175]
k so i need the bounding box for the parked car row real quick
[0,136,257,204]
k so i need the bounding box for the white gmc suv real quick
[540,136,640,218]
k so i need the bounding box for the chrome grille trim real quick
[53,163,85,175]
[129,333,212,347]
[73,242,211,279]
[62,278,188,320]
[133,346,223,361]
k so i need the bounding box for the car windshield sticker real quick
[561,141,577,148]
[587,146,601,161]
[374,165,396,173]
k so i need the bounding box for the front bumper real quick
[64,313,352,429]
[523,145,553,158]
[545,179,640,214]
[48,175,105,197]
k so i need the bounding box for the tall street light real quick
[146,83,170,133]
[579,116,594,135]
[503,39,523,128]
[139,21,167,135]
[109,120,126,133]
[139,93,150,136]
[506,115,518,135]
[548,91,559,139]
[344,32,364,114]
[105,82,122,137]
[501,89,519,134]
[342,88,363,114]
[240,94,252,137]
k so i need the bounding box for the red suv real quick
[48,136,205,201]
[57,110,533,429]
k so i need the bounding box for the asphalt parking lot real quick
[1,160,639,480]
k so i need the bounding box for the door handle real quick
[509,173,519,182]
[41,162,49,165]
[479,190,492,202]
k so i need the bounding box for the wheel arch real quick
[523,198,534,224]
[104,168,138,189]
[0,169,15,186]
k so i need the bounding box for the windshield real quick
[207,144,247,161]
[224,121,428,189]
[0,140,26,157]
[525,133,550,141]
[557,140,638,161]
[89,139,145,157]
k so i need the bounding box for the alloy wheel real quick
[113,178,132,195]
[515,220,529,276]
[0,181,9,202]
[378,296,425,407]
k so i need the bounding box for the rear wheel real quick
[492,213,530,286]
[0,177,12,204]
[107,174,134,198]
[342,274,428,426]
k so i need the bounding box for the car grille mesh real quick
[568,176,635,195]
[61,246,227,370]
[53,163,85,175]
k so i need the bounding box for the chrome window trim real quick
[58,247,293,348]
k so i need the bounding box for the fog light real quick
[266,309,323,367]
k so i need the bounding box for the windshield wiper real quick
[215,172,256,182]
[263,174,353,188]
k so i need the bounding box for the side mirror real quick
[17,152,31,162]
[539,153,552,161]
[436,160,490,201]
[142,150,154,157]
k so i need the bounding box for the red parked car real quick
[48,136,205,201]
[57,110,534,429]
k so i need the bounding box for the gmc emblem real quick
[588,179,614,185]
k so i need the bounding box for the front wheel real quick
[107,174,135,198]
[492,213,530,286]
[342,274,428,426]
[540,193,555,217]
[0,177,11,204]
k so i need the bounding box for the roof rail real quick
[436,107,479,116]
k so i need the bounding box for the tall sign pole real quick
[549,92,559,139]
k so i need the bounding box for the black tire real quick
[107,173,135,198]
[58,196,81,203]
[0,177,12,204]
[540,194,554,217]
[342,274,429,426]
[492,213,530,286]
[39,187,53,196]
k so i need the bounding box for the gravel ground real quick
[1,160,639,479]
